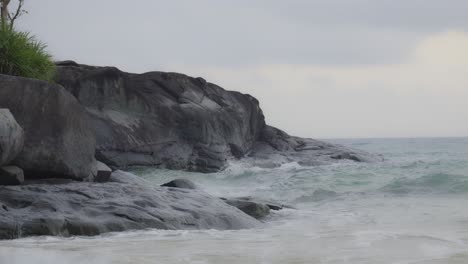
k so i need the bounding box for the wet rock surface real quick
[0,171,259,239]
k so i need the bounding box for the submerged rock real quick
[0,171,259,239]
[0,75,97,180]
[223,198,271,219]
[161,179,198,189]
[228,196,295,210]
[0,109,24,166]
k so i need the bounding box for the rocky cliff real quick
[55,61,379,172]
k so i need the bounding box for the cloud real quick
[173,31,468,138]
[17,0,466,68]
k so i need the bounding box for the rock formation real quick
[55,61,380,172]
[0,74,97,180]
[0,170,259,239]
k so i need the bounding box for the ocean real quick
[1,138,468,264]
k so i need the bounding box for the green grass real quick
[0,23,55,82]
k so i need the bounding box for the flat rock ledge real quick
[0,171,259,239]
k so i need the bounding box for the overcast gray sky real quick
[16,0,468,138]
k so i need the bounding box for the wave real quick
[380,172,468,195]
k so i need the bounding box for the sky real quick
[15,0,468,138]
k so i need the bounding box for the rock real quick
[0,166,24,185]
[54,62,380,172]
[55,63,265,172]
[229,196,295,210]
[161,179,198,189]
[94,161,112,182]
[0,75,97,180]
[0,109,24,166]
[0,171,259,239]
[108,170,151,186]
[223,198,271,219]
[247,126,382,168]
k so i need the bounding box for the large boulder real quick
[0,109,23,166]
[0,75,97,180]
[0,171,259,239]
[55,62,381,172]
[55,62,266,172]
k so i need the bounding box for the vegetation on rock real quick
[0,0,55,81]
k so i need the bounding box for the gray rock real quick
[55,63,265,173]
[161,179,198,189]
[0,75,97,180]
[228,196,295,210]
[108,170,151,186]
[0,109,24,166]
[223,198,271,219]
[55,62,380,172]
[0,166,24,185]
[0,171,259,239]
[94,161,112,182]
[246,125,382,168]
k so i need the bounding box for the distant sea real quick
[1,138,468,264]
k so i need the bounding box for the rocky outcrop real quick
[0,74,97,180]
[0,109,23,167]
[245,125,382,168]
[55,62,380,172]
[0,171,259,239]
[55,61,265,172]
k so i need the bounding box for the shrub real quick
[0,23,55,81]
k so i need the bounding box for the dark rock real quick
[247,126,382,168]
[0,109,24,166]
[161,179,198,189]
[0,171,259,239]
[0,75,97,180]
[94,161,112,182]
[55,63,265,172]
[0,166,24,185]
[54,62,381,172]
[229,196,295,210]
[223,198,271,219]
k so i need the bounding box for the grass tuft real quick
[0,23,56,82]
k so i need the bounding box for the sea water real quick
[1,138,468,264]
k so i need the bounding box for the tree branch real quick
[8,0,24,28]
